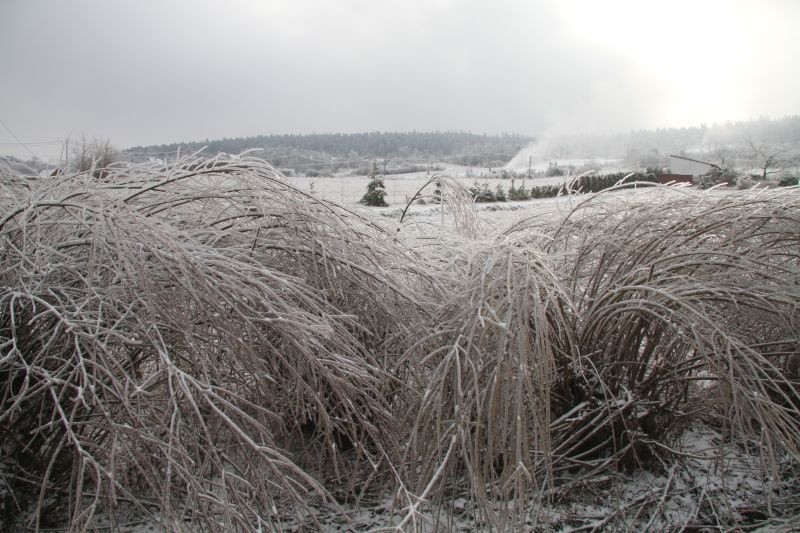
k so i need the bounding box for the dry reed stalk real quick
[397,183,799,529]
[1,157,798,531]
[0,155,432,530]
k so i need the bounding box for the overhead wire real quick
[0,117,43,158]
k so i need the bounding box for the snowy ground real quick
[285,165,574,207]
[68,423,798,531]
[285,426,796,532]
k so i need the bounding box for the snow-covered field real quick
[285,166,572,207]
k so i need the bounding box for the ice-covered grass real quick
[1,156,798,531]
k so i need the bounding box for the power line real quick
[0,140,63,145]
[0,117,40,158]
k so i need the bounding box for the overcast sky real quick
[1,0,799,160]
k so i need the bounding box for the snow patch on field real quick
[63,424,797,531]
[285,171,571,207]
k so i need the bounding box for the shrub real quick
[403,184,800,527]
[0,156,422,530]
[69,136,121,178]
[737,176,758,189]
[494,183,507,202]
[508,179,530,201]
[469,181,498,202]
[698,167,738,189]
[546,164,564,177]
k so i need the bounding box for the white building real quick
[668,154,720,177]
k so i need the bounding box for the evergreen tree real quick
[432,179,442,204]
[359,161,388,206]
[495,183,507,202]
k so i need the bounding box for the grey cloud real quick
[1,0,798,160]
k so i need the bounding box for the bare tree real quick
[744,136,794,180]
[70,134,121,177]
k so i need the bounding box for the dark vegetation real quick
[466,171,660,203]
[1,156,798,531]
[359,162,388,207]
[124,131,533,174]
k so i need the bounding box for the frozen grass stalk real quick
[1,157,798,530]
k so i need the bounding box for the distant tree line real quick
[538,116,800,166]
[124,131,534,171]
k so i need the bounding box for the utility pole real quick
[64,138,69,170]
[528,155,532,178]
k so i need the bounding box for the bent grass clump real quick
[1,157,798,530]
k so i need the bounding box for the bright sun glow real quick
[559,0,759,125]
